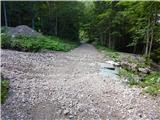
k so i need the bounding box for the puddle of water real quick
[99,63,119,78]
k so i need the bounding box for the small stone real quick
[69,115,74,119]
[139,113,143,118]
[63,109,70,115]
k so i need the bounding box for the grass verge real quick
[1,79,9,104]
[119,68,139,85]
[1,34,79,52]
[95,44,119,61]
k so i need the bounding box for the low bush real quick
[1,34,78,52]
[118,68,139,85]
[140,72,160,95]
[119,68,160,95]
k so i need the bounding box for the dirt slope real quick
[1,44,160,120]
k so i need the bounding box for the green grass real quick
[140,72,160,95]
[1,79,9,103]
[95,44,120,61]
[118,68,139,85]
[119,69,160,95]
[1,34,79,52]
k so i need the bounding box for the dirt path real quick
[1,44,160,120]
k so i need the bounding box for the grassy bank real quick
[1,34,79,52]
[119,69,160,95]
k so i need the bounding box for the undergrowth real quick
[119,68,160,95]
[1,34,78,52]
[95,44,119,61]
[140,72,160,95]
[1,74,9,104]
[119,68,139,85]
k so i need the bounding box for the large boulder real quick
[7,25,41,37]
[105,60,120,67]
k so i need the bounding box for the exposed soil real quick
[1,44,160,120]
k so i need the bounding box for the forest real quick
[1,1,160,119]
[1,1,160,63]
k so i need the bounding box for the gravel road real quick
[1,44,160,120]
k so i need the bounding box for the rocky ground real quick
[1,44,160,120]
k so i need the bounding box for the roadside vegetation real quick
[95,44,120,61]
[96,44,160,96]
[1,34,78,52]
[1,75,9,104]
[1,1,160,97]
[119,68,160,95]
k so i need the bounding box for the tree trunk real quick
[145,18,150,56]
[55,16,58,36]
[53,2,58,36]
[148,26,153,57]
[3,2,8,26]
[108,30,111,48]
[100,33,103,45]
[148,7,156,57]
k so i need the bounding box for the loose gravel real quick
[1,44,160,120]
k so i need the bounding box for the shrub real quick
[118,68,139,85]
[140,72,160,95]
[151,48,160,64]
[1,34,78,52]
[143,85,160,95]
[1,34,12,49]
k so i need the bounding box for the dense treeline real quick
[1,1,83,41]
[83,1,160,63]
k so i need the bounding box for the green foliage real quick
[144,55,152,66]
[2,1,84,41]
[84,1,160,63]
[95,44,116,52]
[151,48,160,64]
[140,72,160,95]
[95,44,119,61]
[143,85,160,95]
[1,34,12,49]
[1,79,9,104]
[119,68,160,95]
[118,68,139,85]
[143,72,160,85]
[1,34,78,52]
[1,26,10,33]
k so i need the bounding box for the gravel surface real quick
[1,44,160,120]
[7,25,41,37]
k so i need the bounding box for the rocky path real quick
[1,44,160,120]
